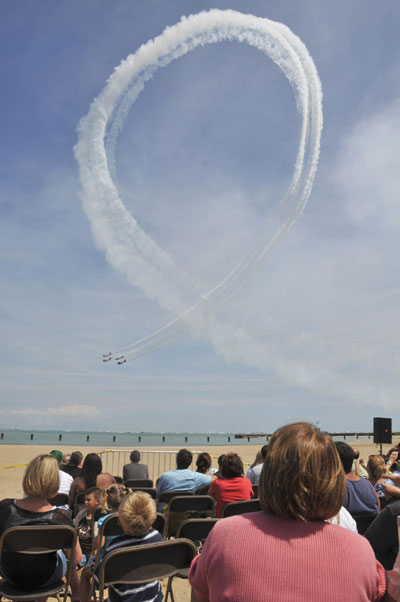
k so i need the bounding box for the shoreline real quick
[0,440,393,500]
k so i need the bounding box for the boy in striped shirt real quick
[97,491,163,602]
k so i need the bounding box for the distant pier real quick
[235,431,375,441]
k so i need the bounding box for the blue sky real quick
[1,0,399,433]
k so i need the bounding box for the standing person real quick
[157,449,212,494]
[0,454,82,592]
[122,450,149,481]
[209,453,253,517]
[189,423,386,602]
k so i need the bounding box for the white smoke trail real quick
[74,9,322,363]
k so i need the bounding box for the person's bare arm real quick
[384,483,400,499]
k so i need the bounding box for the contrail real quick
[74,9,322,364]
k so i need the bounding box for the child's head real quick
[84,487,101,514]
[118,492,156,537]
[100,483,131,513]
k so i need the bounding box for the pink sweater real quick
[189,511,385,602]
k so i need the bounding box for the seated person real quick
[352,447,369,478]
[209,452,253,517]
[367,455,396,500]
[196,452,213,475]
[157,449,212,494]
[50,449,73,509]
[73,487,101,566]
[122,450,149,481]
[365,499,400,570]
[246,445,267,485]
[0,454,82,591]
[95,491,163,601]
[62,451,83,479]
[80,484,131,602]
[335,442,379,514]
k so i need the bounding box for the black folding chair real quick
[48,493,69,507]
[157,490,193,505]
[124,478,154,488]
[153,512,167,539]
[92,514,124,571]
[221,498,261,518]
[0,525,77,602]
[165,518,220,598]
[127,486,157,499]
[96,539,197,602]
[176,517,219,549]
[165,495,214,538]
[351,512,378,535]
[73,491,86,518]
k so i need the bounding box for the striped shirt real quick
[96,529,163,602]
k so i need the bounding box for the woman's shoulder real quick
[51,508,73,525]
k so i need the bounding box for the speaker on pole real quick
[373,417,392,444]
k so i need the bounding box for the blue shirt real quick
[157,469,211,493]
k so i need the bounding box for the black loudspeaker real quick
[373,417,392,444]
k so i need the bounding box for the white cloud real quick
[0,404,99,417]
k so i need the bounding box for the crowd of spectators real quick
[2,433,400,600]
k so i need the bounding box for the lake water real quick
[0,429,374,448]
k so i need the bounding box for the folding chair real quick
[165,518,220,599]
[124,478,154,488]
[176,518,219,549]
[127,486,157,499]
[90,513,125,602]
[96,539,197,602]
[221,498,261,518]
[0,524,77,602]
[153,512,167,539]
[157,490,193,506]
[165,495,214,538]
[92,514,124,571]
[351,512,378,535]
[48,493,69,507]
[252,484,259,498]
[74,491,86,518]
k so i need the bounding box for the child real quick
[73,487,101,566]
[97,491,162,602]
[80,484,131,602]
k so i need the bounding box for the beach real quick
[0,439,392,500]
[0,439,394,601]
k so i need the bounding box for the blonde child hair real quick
[100,483,131,513]
[118,491,156,537]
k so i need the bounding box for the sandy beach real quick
[0,439,392,500]
[0,439,394,601]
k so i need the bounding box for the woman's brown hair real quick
[259,422,345,521]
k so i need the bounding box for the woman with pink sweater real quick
[189,422,386,602]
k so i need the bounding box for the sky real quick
[1,0,399,433]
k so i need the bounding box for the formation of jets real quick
[102,353,126,365]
